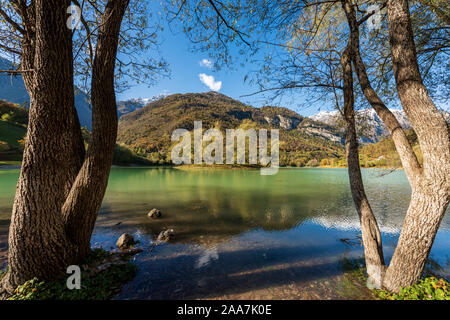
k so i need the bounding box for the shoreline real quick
[0,163,405,171]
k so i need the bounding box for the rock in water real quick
[116,233,135,250]
[148,208,162,219]
[157,229,174,242]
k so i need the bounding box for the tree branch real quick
[357,1,387,26]
[240,83,342,98]
[0,69,33,74]
[0,7,25,35]
[0,43,21,55]
[207,0,251,47]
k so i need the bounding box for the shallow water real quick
[0,167,448,299]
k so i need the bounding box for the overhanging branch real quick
[0,7,25,35]
[0,69,33,74]
[207,0,251,47]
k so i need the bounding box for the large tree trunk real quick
[1,0,129,295]
[341,45,386,289]
[18,3,86,197]
[382,0,450,291]
[342,0,449,292]
[63,0,130,260]
[1,0,80,292]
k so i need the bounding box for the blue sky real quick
[116,8,325,117]
[114,3,450,117]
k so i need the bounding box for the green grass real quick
[0,120,26,148]
[339,257,450,300]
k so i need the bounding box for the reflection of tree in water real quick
[98,168,449,246]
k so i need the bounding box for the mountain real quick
[117,98,151,118]
[0,57,92,129]
[117,92,344,166]
[311,108,450,143]
[310,108,412,143]
[0,57,170,128]
[117,94,168,118]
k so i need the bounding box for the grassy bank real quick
[338,258,450,300]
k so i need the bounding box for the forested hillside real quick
[1,93,441,169]
[358,130,422,169]
[0,100,148,166]
[117,92,345,166]
[0,101,27,162]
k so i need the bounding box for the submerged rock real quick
[157,229,174,242]
[148,208,162,219]
[116,233,135,250]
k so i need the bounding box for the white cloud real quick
[199,59,213,69]
[199,73,222,91]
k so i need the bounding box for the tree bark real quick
[62,0,130,260]
[341,45,386,289]
[2,0,80,292]
[382,0,450,291]
[18,2,86,197]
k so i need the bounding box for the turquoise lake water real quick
[0,167,448,298]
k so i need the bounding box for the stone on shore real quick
[116,233,135,250]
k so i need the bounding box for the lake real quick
[0,167,448,299]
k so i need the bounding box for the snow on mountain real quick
[117,94,168,118]
[309,110,340,125]
[310,108,412,142]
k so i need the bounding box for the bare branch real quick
[207,0,251,46]
[0,69,33,74]
[240,83,342,98]
[0,6,25,35]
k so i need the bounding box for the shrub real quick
[320,158,329,166]
[374,277,449,300]
[1,113,12,122]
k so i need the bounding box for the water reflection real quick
[96,167,450,299]
[97,168,448,245]
[0,167,448,298]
